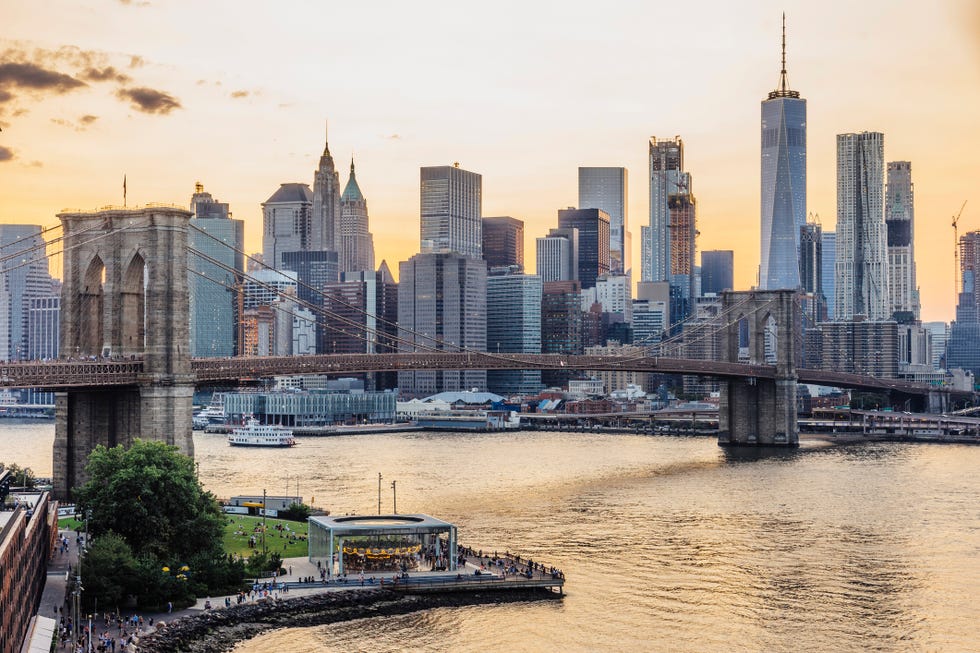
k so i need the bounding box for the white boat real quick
[228,417,296,447]
[195,393,226,424]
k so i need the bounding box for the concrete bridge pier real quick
[716,290,800,447]
[53,206,195,499]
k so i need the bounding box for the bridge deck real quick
[0,354,962,397]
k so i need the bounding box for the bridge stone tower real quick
[53,206,195,498]
[717,290,799,446]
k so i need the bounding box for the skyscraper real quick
[557,208,610,289]
[420,164,482,258]
[398,252,487,395]
[536,228,578,282]
[487,272,542,395]
[541,280,583,388]
[886,161,918,319]
[322,272,378,354]
[339,158,376,274]
[579,167,630,276]
[312,125,341,253]
[821,231,837,320]
[188,184,244,357]
[262,183,313,269]
[759,15,806,291]
[0,225,52,361]
[482,216,524,269]
[799,222,822,294]
[643,136,684,283]
[668,191,697,324]
[700,250,734,295]
[835,132,888,320]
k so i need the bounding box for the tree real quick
[80,532,138,610]
[0,462,36,489]
[74,440,225,561]
[73,440,243,605]
[279,502,311,522]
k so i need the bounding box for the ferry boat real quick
[228,417,296,447]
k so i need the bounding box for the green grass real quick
[57,517,84,531]
[222,514,309,559]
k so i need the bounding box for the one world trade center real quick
[760,14,806,290]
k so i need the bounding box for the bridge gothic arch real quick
[54,206,195,498]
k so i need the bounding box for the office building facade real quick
[487,273,542,395]
[536,228,578,282]
[700,250,734,296]
[262,183,314,269]
[579,167,630,276]
[821,231,837,320]
[420,165,482,258]
[188,184,244,357]
[482,216,524,269]
[0,225,52,361]
[541,280,583,388]
[397,252,487,395]
[557,208,610,290]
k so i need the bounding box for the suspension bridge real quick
[0,205,968,498]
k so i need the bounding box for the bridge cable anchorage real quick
[188,225,550,366]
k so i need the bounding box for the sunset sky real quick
[2,0,978,322]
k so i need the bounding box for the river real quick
[3,421,978,652]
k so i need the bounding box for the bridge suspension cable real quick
[0,220,144,278]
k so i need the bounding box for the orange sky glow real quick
[2,0,979,322]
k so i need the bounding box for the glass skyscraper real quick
[759,16,806,290]
[189,184,244,357]
[486,272,542,395]
[420,165,482,258]
[643,137,684,283]
[579,167,629,276]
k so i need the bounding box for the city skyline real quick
[1,2,979,321]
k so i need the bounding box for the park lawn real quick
[57,517,84,531]
[222,514,309,559]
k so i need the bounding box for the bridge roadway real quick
[0,353,949,397]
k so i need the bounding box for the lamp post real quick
[377,473,382,515]
[391,480,397,514]
[262,488,267,553]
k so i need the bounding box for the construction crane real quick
[953,200,967,299]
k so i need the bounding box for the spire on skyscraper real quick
[323,119,330,155]
[769,13,800,99]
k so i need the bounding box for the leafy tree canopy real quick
[74,440,225,562]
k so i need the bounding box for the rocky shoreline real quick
[136,587,560,652]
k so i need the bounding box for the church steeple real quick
[768,13,800,99]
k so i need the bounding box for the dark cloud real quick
[0,89,12,103]
[129,55,145,69]
[116,87,182,114]
[51,114,99,131]
[0,62,86,93]
[79,114,98,125]
[0,146,14,162]
[230,90,249,99]
[82,66,131,84]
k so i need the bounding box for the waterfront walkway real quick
[38,545,564,645]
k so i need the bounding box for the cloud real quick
[25,160,42,168]
[116,86,182,114]
[0,146,14,162]
[50,114,99,131]
[0,89,12,103]
[0,61,86,94]
[129,55,145,69]
[82,66,131,84]
[230,90,249,99]
[385,133,401,140]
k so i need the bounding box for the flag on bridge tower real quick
[123,174,127,206]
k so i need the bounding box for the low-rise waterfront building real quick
[223,390,396,426]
